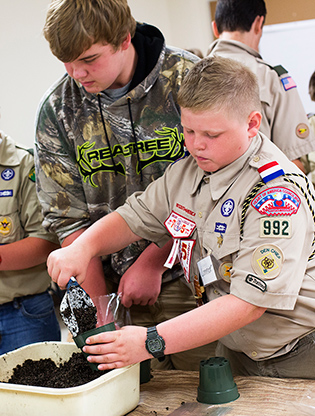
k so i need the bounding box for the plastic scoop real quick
[59,277,97,338]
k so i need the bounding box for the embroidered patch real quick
[221,199,235,217]
[28,166,36,182]
[296,123,309,139]
[219,262,232,283]
[1,168,15,181]
[0,216,13,236]
[0,190,13,197]
[214,222,227,233]
[259,217,292,238]
[245,274,267,292]
[258,161,284,183]
[251,244,284,279]
[281,76,296,91]
[251,187,300,216]
[164,211,196,238]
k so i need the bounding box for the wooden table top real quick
[128,370,315,415]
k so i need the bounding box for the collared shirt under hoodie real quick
[117,133,315,361]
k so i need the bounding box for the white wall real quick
[0,1,65,148]
[260,19,315,116]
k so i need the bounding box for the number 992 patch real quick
[259,217,291,238]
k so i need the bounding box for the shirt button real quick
[204,177,210,184]
[253,156,260,162]
[251,351,258,357]
[198,212,203,218]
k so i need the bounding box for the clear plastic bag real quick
[92,293,131,329]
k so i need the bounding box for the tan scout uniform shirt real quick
[208,40,315,161]
[0,132,58,303]
[117,134,315,360]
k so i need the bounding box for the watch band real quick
[145,326,165,361]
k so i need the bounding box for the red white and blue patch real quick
[251,187,301,216]
[281,76,296,91]
[258,161,284,183]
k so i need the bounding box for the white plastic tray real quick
[0,342,140,416]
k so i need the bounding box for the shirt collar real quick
[0,132,20,166]
[190,135,262,200]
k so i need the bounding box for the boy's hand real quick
[118,264,162,308]
[47,244,90,289]
[83,325,150,370]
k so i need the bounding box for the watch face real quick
[148,338,163,353]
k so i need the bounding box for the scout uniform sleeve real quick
[18,153,58,244]
[35,97,90,242]
[229,178,314,310]
[264,66,315,161]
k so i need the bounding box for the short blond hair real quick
[44,0,137,62]
[177,55,261,120]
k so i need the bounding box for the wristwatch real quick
[145,326,165,361]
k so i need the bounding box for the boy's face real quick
[181,107,260,173]
[64,40,130,93]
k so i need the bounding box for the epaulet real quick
[15,143,34,156]
[272,65,288,77]
[257,161,284,183]
[172,149,190,165]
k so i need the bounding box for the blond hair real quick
[44,0,136,62]
[177,55,261,120]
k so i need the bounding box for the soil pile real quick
[5,352,108,388]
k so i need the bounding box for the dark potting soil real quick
[63,285,98,335]
[5,352,108,388]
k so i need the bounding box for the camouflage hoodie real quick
[34,23,199,282]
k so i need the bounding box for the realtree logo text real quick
[77,127,184,187]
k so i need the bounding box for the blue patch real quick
[214,222,227,233]
[1,168,15,181]
[0,190,13,197]
[221,199,235,217]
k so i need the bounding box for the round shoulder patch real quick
[251,244,284,280]
[296,123,309,139]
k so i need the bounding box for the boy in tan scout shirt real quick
[0,132,60,354]
[47,56,315,378]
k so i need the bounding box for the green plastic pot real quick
[197,357,239,404]
[74,322,116,371]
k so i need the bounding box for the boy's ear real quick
[212,21,220,38]
[248,111,262,138]
[121,33,132,50]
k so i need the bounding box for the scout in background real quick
[47,56,315,379]
[208,0,315,173]
[0,131,60,354]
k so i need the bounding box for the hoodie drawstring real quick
[127,96,143,182]
[97,94,143,182]
[97,94,118,176]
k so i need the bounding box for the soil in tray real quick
[4,352,108,388]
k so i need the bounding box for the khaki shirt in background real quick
[208,40,315,161]
[117,133,315,361]
[0,132,58,304]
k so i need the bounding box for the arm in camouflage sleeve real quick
[34,93,91,241]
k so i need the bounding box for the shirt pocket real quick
[0,209,23,244]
